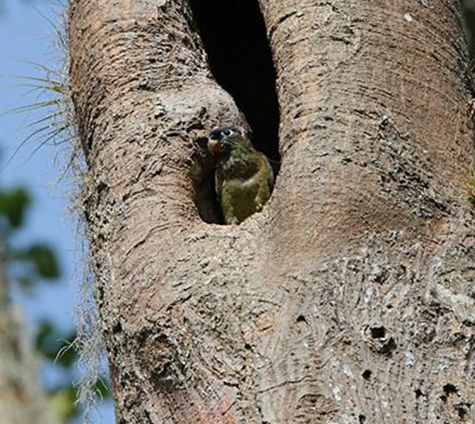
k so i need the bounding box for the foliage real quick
[0,176,109,423]
[0,2,111,422]
[0,185,60,287]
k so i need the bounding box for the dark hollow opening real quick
[370,326,386,339]
[463,3,475,60]
[190,0,280,164]
[362,369,372,381]
[442,383,457,396]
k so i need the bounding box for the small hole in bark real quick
[443,383,457,395]
[380,337,397,355]
[244,343,252,350]
[296,314,306,323]
[112,322,122,334]
[190,0,280,165]
[415,389,424,399]
[370,326,386,339]
[362,370,372,381]
[457,404,468,418]
[358,415,366,423]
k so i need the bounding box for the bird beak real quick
[207,137,221,156]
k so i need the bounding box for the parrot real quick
[207,126,274,224]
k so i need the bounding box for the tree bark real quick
[69,0,475,422]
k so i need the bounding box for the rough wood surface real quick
[69,0,475,422]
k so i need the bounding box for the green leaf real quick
[35,320,54,349]
[0,187,31,228]
[25,244,60,279]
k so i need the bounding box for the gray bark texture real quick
[69,0,475,422]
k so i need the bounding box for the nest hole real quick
[190,0,280,224]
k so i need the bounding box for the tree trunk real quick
[69,0,475,422]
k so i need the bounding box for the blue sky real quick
[0,1,114,422]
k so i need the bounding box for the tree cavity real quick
[190,0,280,164]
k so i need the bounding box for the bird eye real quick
[222,129,234,137]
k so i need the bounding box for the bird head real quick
[207,126,249,156]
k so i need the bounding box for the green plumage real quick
[208,126,274,224]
